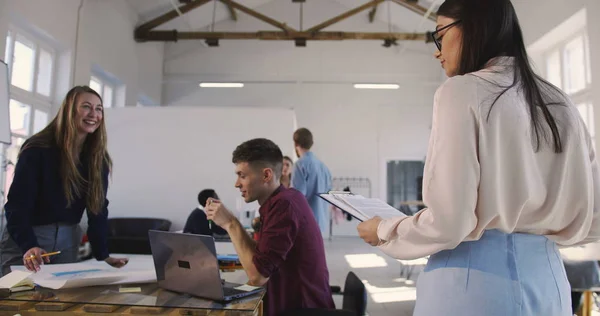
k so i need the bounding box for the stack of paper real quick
[320,193,405,222]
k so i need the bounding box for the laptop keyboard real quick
[223,287,244,296]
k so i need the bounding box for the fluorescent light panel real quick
[353,83,399,89]
[199,82,244,88]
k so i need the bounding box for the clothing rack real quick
[328,177,372,239]
[331,177,372,198]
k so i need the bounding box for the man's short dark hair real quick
[293,128,313,150]
[232,138,283,178]
[198,189,218,206]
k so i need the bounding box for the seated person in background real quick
[205,138,334,316]
[183,189,227,236]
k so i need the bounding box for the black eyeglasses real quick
[431,20,461,51]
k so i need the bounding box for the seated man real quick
[205,138,334,315]
[183,189,227,236]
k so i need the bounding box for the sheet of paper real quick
[10,261,156,289]
[338,195,403,219]
[320,194,369,221]
[320,194,405,221]
[235,284,261,292]
[0,270,33,289]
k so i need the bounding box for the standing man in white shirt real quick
[357,0,600,315]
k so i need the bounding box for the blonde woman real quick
[0,86,128,276]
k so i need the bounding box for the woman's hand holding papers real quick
[357,216,383,246]
[205,198,236,231]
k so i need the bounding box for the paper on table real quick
[10,262,155,289]
[235,284,261,292]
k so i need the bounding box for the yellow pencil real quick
[25,251,61,261]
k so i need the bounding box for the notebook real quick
[0,270,35,293]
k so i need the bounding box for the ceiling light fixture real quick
[353,83,400,89]
[199,83,244,88]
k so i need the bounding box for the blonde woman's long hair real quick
[19,86,112,214]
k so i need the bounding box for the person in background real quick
[280,156,293,188]
[357,0,600,315]
[183,189,227,237]
[291,128,332,236]
[0,86,128,276]
[205,138,334,315]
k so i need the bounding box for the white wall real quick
[104,106,296,230]
[514,0,600,148]
[160,0,440,202]
[0,0,165,112]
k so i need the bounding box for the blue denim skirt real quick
[414,229,571,316]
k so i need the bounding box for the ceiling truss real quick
[134,0,436,45]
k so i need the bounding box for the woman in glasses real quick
[357,0,598,315]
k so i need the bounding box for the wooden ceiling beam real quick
[135,0,212,32]
[138,30,428,41]
[220,0,237,21]
[306,0,385,33]
[389,0,437,21]
[220,0,296,33]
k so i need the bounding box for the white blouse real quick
[377,57,600,260]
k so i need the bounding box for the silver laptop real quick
[148,230,263,302]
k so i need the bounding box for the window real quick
[563,35,586,94]
[6,31,55,97]
[543,30,594,146]
[4,31,12,64]
[9,99,31,136]
[89,75,115,108]
[33,109,49,134]
[11,35,35,92]
[577,102,595,141]
[2,137,25,203]
[36,49,53,97]
[545,51,562,89]
[386,160,424,214]
[2,26,55,202]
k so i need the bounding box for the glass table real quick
[0,283,264,315]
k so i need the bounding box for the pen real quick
[25,251,61,261]
[208,199,214,228]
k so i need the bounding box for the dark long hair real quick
[438,0,564,153]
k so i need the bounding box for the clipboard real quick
[319,191,366,222]
[320,191,405,222]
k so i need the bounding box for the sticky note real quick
[119,287,142,293]
[234,284,260,292]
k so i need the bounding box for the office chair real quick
[285,271,367,316]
